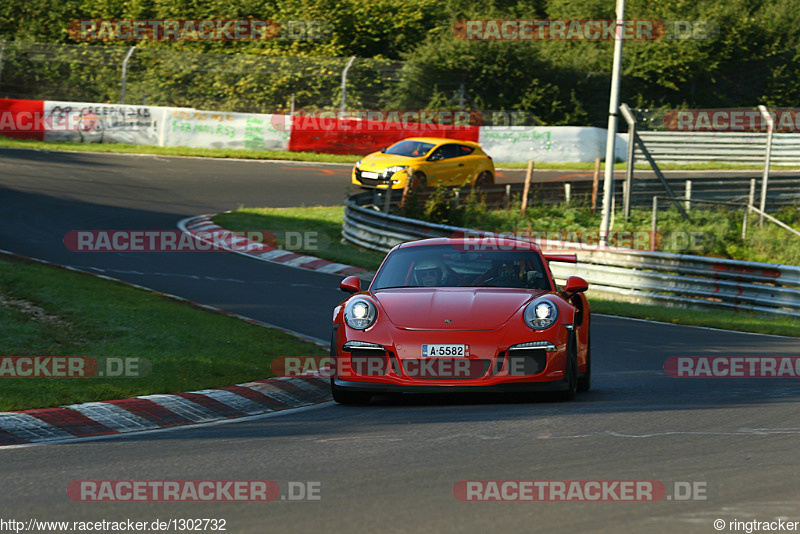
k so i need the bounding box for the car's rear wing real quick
[543,254,578,264]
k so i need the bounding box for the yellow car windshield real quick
[385,140,435,157]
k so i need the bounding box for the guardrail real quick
[344,191,800,317]
[354,175,800,214]
[637,131,800,165]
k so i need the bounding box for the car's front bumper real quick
[332,324,574,392]
[351,167,410,189]
[331,376,571,394]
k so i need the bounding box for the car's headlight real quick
[385,165,409,174]
[354,160,362,169]
[345,298,377,330]
[524,298,559,330]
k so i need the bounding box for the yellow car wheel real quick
[409,172,427,191]
[475,171,494,188]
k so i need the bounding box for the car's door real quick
[449,144,481,185]
[425,143,462,185]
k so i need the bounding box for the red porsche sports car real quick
[330,237,590,404]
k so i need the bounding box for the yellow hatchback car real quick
[351,137,495,190]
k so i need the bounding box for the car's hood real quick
[360,152,423,171]
[372,288,548,330]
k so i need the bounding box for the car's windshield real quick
[371,244,551,291]
[384,140,435,158]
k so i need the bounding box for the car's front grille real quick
[355,169,395,186]
[401,358,491,380]
[350,348,389,376]
[506,349,547,375]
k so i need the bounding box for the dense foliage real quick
[1,0,799,124]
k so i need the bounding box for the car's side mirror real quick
[564,276,588,296]
[380,147,387,153]
[339,275,362,294]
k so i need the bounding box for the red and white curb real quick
[0,374,331,447]
[178,215,369,277]
[0,248,338,447]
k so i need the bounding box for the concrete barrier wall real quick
[1,98,626,162]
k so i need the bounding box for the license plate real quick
[360,171,380,179]
[422,344,469,357]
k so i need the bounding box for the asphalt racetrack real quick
[1,148,799,533]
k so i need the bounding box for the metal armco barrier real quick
[344,191,800,317]
[636,131,800,165]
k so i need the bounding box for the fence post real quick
[758,105,774,225]
[742,207,748,240]
[564,183,571,205]
[339,56,356,114]
[505,184,511,211]
[120,46,136,105]
[383,188,393,213]
[591,157,601,214]
[651,196,658,251]
[685,180,692,212]
[521,160,533,215]
[451,189,460,214]
[624,121,635,220]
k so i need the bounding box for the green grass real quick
[589,297,800,337]
[0,136,361,163]
[216,205,799,337]
[4,135,797,170]
[214,206,388,271]
[0,254,326,411]
[411,190,800,266]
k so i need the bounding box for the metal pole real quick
[624,117,635,220]
[599,0,626,245]
[290,93,295,115]
[339,56,356,114]
[651,196,658,252]
[591,157,601,214]
[757,104,774,225]
[120,46,136,105]
[564,183,571,205]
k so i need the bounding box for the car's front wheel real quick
[556,334,578,401]
[408,172,427,190]
[330,378,372,405]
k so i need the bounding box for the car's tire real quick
[556,334,578,401]
[409,172,427,190]
[577,330,591,392]
[330,378,372,405]
[475,171,494,188]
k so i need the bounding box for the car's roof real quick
[395,237,542,254]
[394,137,481,147]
